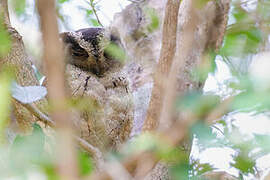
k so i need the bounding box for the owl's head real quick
[60,28,124,77]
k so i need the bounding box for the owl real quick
[61,28,134,151]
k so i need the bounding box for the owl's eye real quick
[72,52,85,57]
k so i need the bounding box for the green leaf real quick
[11,0,26,16]
[0,67,13,143]
[232,6,250,23]
[190,122,218,149]
[90,18,100,27]
[43,164,59,180]
[86,10,93,16]
[232,89,270,111]
[77,150,94,176]
[170,162,190,180]
[104,43,126,63]
[192,51,217,82]
[0,20,11,57]
[177,92,220,118]
[190,159,215,178]
[145,8,159,33]
[221,26,262,57]
[9,123,46,170]
[195,0,212,8]
[254,134,270,152]
[231,153,255,174]
[58,0,69,4]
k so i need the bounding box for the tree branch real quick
[158,0,198,131]
[16,99,105,169]
[37,0,78,178]
[143,0,181,131]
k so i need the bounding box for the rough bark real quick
[0,0,46,134]
[143,0,181,132]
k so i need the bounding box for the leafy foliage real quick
[104,43,126,63]
[10,0,26,16]
[145,7,159,33]
[77,150,94,176]
[0,19,11,57]
[177,92,220,119]
[0,123,49,178]
[0,67,14,143]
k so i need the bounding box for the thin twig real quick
[23,102,55,127]
[75,136,105,170]
[211,125,225,136]
[89,0,103,27]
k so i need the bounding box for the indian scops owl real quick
[60,28,134,151]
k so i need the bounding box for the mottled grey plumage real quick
[61,28,134,151]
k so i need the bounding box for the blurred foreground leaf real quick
[104,43,126,63]
[231,152,255,174]
[4,123,50,177]
[145,7,159,33]
[190,159,215,178]
[170,160,190,180]
[10,0,26,16]
[191,122,218,149]
[0,67,13,143]
[221,26,262,57]
[254,134,270,152]
[0,19,11,57]
[77,150,94,176]
[177,92,220,118]
[58,0,70,4]
[90,18,100,27]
